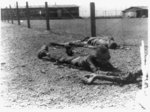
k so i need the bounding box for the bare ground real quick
[0,22,147,111]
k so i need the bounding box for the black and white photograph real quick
[0,0,150,111]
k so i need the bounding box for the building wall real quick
[136,10,148,18]
[1,7,79,20]
[48,7,79,19]
[122,8,148,18]
[123,11,137,18]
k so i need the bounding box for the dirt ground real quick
[0,22,147,111]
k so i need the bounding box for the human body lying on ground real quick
[37,44,142,85]
[50,35,118,48]
[78,36,118,49]
[47,36,121,56]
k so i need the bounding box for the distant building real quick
[122,6,148,18]
[1,5,79,20]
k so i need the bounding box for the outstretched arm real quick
[82,70,142,85]
[81,72,120,84]
[48,42,67,48]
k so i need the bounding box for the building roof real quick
[50,5,78,8]
[17,5,79,8]
[122,6,148,12]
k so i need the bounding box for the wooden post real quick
[90,2,96,37]
[16,2,20,25]
[140,41,146,90]
[138,40,150,109]
[26,2,31,28]
[9,5,13,24]
[45,2,50,30]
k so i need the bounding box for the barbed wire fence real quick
[1,2,147,46]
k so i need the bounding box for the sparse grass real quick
[0,18,148,109]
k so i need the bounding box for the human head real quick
[109,41,118,49]
[94,45,111,62]
[109,37,114,41]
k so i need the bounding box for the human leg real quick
[82,70,142,84]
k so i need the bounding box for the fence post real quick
[90,2,96,37]
[45,2,50,30]
[16,2,20,25]
[9,5,13,24]
[26,2,31,28]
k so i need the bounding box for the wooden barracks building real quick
[1,5,79,20]
[122,6,148,18]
